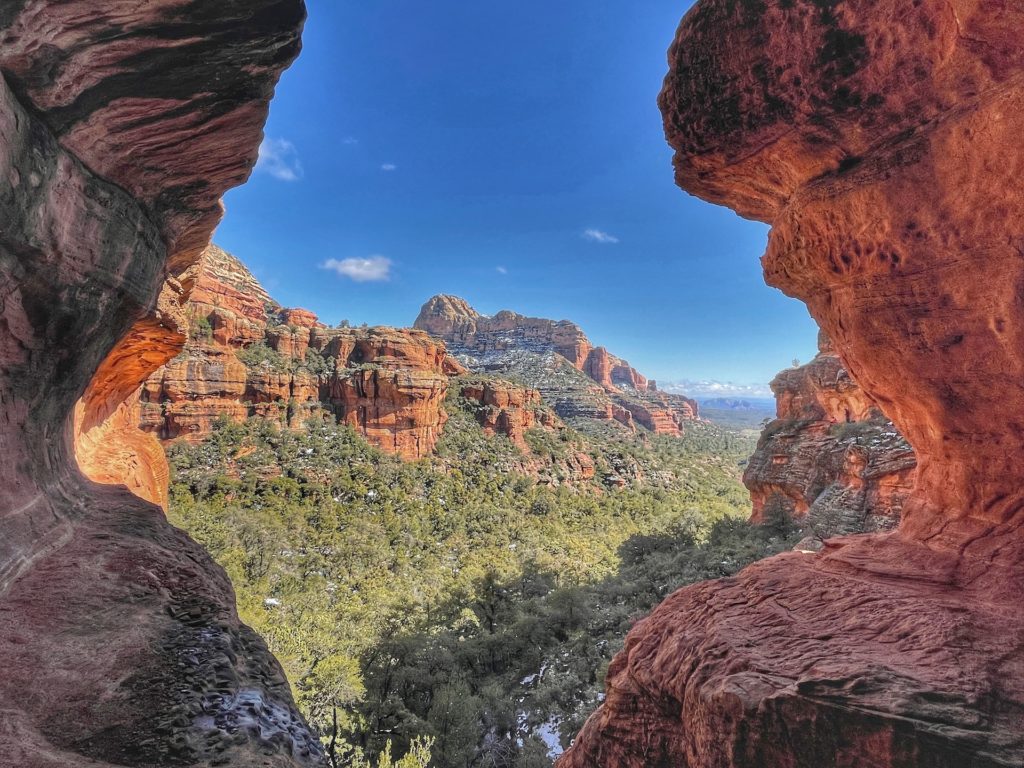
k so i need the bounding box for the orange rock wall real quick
[136,247,466,460]
[0,3,320,765]
[461,380,559,448]
[560,2,1024,766]
[744,332,917,543]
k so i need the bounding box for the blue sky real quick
[214,0,819,394]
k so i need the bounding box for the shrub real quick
[237,342,290,371]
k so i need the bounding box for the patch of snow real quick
[536,717,563,759]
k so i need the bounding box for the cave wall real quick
[559,2,1024,766]
[0,2,324,765]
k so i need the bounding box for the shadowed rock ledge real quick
[560,1,1024,766]
[0,2,322,766]
[744,331,916,549]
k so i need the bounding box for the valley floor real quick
[166,401,798,767]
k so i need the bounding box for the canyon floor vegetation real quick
[168,396,798,767]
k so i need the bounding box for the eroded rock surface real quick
[416,294,700,434]
[745,332,916,547]
[0,3,322,766]
[561,1,1024,766]
[130,246,465,460]
[460,378,560,449]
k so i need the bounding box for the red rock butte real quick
[415,294,701,434]
[560,1,1024,766]
[744,331,916,548]
[0,3,322,766]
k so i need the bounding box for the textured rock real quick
[321,330,454,460]
[562,536,1024,768]
[461,379,559,448]
[561,1,1024,766]
[74,389,171,509]
[0,3,320,766]
[415,295,700,432]
[745,332,916,546]
[188,244,275,347]
[138,248,465,460]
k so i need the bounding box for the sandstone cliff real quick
[125,245,463,462]
[744,332,916,548]
[106,259,700,478]
[459,378,560,449]
[0,4,322,767]
[560,1,1024,766]
[415,294,700,435]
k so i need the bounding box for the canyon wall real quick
[0,3,324,766]
[139,246,463,460]
[416,294,700,434]
[94,245,553,467]
[82,246,579,487]
[560,1,1024,766]
[744,332,916,548]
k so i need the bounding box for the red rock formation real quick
[461,379,559,448]
[282,308,320,329]
[188,244,274,345]
[744,332,916,545]
[137,250,466,460]
[561,2,1024,766]
[74,389,172,509]
[415,295,700,433]
[321,331,454,460]
[0,3,321,766]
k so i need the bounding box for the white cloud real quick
[496,266,508,275]
[660,379,773,399]
[321,256,392,283]
[342,136,359,145]
[381,163,397,172]
[256,137,303,181]
[582,228,619,244]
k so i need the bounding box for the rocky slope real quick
[415,294,700,435]
[0,3,323,767]
[560,1,1024,766]
[744,332,916,548]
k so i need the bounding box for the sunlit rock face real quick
[416,294,701,433]
[460,379,559,449]
[560,1,1024,766]
[0,2,323,766]
[744,331,916,547]
[124,245,467,461]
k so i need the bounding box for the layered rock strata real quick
[415,294,699,433]
[0,3,322,766]
[744,332,916,547]
[132,246,466,461]
[460,379,560,450]
[561,1,1024,766]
